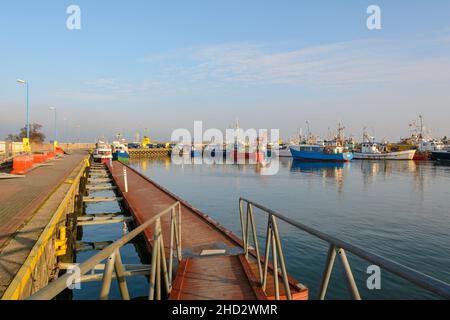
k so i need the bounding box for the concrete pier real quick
[0,150,88,299]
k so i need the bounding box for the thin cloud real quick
[85,78,119,88]
[138,36,450,89]
[53,91,119,102]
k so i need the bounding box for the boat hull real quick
[93,156,112,164]
[431,151,450,161]
[413,151,430,161]
[278,149,292,158]
[290,147,353,162]
[353,150,416,160]
[112,151,129,162]
[191,150,202,157]
[232,150,265,161]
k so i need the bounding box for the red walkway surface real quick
[109,161,308,300]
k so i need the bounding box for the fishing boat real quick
[290,122,353,162]
[270,142,292,158]
[395,115,445,160]
[92,139,113,164]
[226,120,265,161]
[290,144,353,162]
[354,133,416,160]
[203,143,228,158]
[112,142,129,162]
[190,144,203,157]
[431,149,450,162]
[111,133,129,162]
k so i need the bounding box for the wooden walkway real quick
[109,161,308,300]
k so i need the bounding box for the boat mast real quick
[337,122,345,145]
[306,121,311,144]
[419,114,424,139]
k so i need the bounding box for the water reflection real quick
[290,160,347,192]
[132,156,450,196]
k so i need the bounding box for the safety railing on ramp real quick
[239,198,450,300]
[27,202,182,300]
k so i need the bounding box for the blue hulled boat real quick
[112,139,129,162]
[290,145,353,162]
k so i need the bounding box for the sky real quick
[1,0,450,142]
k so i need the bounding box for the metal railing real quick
[239,198,450,300]
[27,202,182,300]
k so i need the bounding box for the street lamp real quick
[49,107,57,149]
[17,79,30,152]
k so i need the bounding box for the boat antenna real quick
[419,114,423,139]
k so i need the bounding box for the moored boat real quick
[273,143,292,158]
[431,150,450,162]
[111,133,129,162]
[112,143,129,162]
[395,115,445,160]
[354,133,416,160]
[93,140,113,164]
[290,145,353,162]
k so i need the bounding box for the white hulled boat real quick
[354,133,416,160]
[93,139,113,163]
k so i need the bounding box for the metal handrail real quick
[240,200,292,299]
[28,202,182,300]
[239,197,450,300]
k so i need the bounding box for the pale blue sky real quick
[1,1,450,142]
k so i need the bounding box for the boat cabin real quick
[419,140,444,152]
[360,142,383,154]
[299,145,344,154]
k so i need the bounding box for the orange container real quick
[33,153,47,164]
[11,155,34,175]
[55,147,65,155]
[46,152,55,161]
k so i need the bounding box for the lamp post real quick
[49,107,57,151]
[17,79,30,152]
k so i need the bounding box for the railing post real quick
[114,249,130,300]
[248,204,263,283]
[149,219,160,300]
[158,219,171,294]
[239,199,246,255]
[169,208,175,283]
[262,215,272,291]
[318,245,337,300]
[271,215,292,300]
[99,253,116,300]
[156,234,161,300]
[271,230,280,300]
[178,203,182,259]
[244,203,251,258]
[338,248,361,300]
[123,166,128,193]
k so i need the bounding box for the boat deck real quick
[108,161,308,300]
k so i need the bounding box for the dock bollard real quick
[123,167,128,193]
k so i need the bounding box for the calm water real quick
[75,158,450,300]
